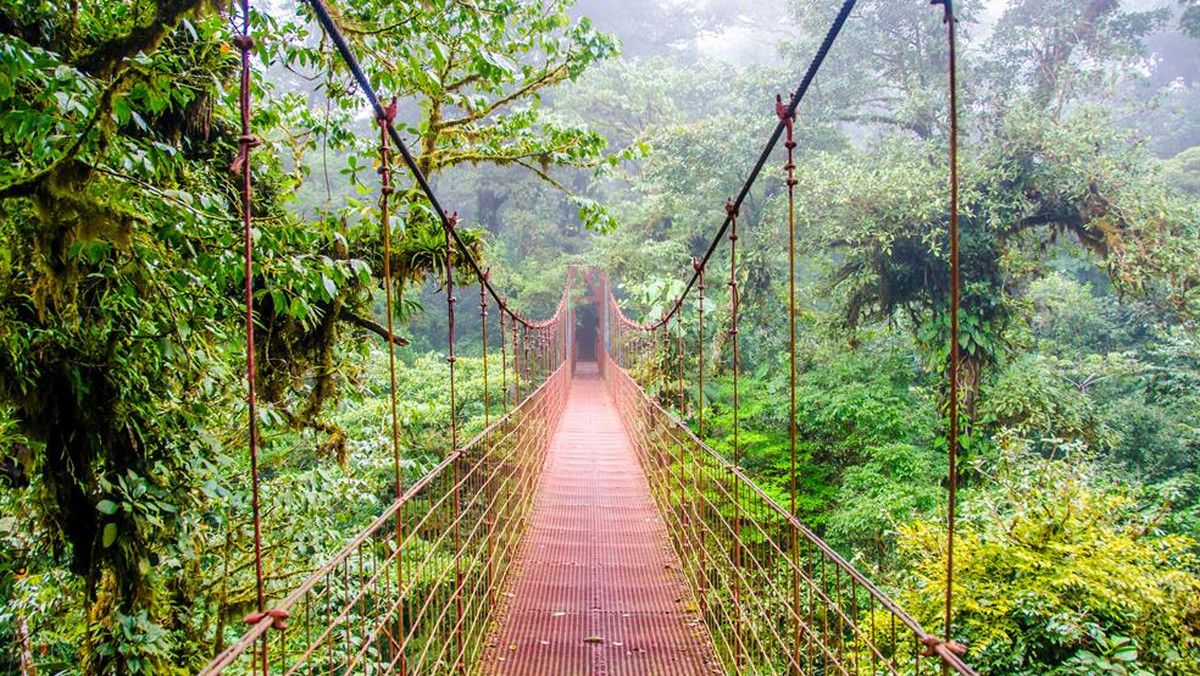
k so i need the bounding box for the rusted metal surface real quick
[604,286,979,676]
[482,363,715,676]
[197,290,572,676]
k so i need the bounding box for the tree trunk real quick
[958,351,982,433]
[16,609,37,676]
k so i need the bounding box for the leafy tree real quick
[888,438,1200,675]
[796,341,943,567]
[1163,145,1200,196]
[797,104,1198,425]
[1179,0,1200,39]
[270,0,620,226]
[0,3,252,670]
[988,273,1200,485]
[0,0,618,673]
[985,0,1169,115]
[784,0,1197,423]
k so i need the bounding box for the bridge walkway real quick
[482,362,714,676]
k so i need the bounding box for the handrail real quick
[198,288,573,676]
[601,348,979,675]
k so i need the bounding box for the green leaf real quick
[102,523,117,548]
[289,295,308,320]
[1112,646,1138,662]
[97,499,118,515]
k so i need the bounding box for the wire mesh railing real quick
[602,288,978,676]
[199,293,572,676]
[215,0,980,670]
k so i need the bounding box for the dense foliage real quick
[2,0,1199,674]
[0,0,614,673]
[582,0,1200,672]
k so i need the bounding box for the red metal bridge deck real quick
[482,363,714,676]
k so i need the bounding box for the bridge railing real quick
[603,353,978,676]
[200,338,570,676]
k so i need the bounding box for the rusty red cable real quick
[523,326,532,392]
[500,310,509,412]
[377,99,403,505]
[938,0,962,648]
[480,274,490,431]
[695,259,705,438]
[376,96,408,675]
[726,196,745,671]
[232,3,285,672]
[726,198,741,473]
[233,0,265,627]
[511,319,520,403]
[778,91,802,676]
[677,308,685,520]
[445,211,459,451]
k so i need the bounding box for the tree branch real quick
[76,0,212,77]
[341,11,422,36]
[835,113,931,138]
[0,68,137,201]
[338,309,409,346]
[445,73,481,93]
[1004,211,1084,237]
[433,62,570,132]
[511,158,573,194]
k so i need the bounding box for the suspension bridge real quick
[202,0,978,673]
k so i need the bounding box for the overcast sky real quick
[685,0,1011,64]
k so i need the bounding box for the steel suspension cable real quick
[231,0,269,664]
[305,0,544,331]
[640,0,858,330]
[938,0,964,652]
[777,91,802,676]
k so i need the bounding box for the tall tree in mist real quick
[788,0,1198,419]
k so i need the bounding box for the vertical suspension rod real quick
[500,311,509,413]
[939,0,962,648]
[726,197,744,672]
[778,92,802,675]
[693,259,707,616]
[376,97,410,676]
[232,0,266,643]
[444,213,464,676]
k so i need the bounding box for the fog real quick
[564,0,1199,156]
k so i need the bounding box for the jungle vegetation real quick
[1,0,1198,674]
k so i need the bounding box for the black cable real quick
[307,0,856,329]
[305,0,540,326]
[647,0,859,329]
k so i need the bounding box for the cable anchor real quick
[244,608,290,630]
[920,635,967,658]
